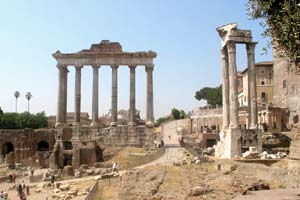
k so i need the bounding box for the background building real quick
[238,61,273,108]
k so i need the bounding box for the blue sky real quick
[0,0,272,119]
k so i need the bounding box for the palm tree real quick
[25,92,32,112]
[14,91,20,113]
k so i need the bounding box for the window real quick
[283,80,287,89]
[260,78,266,85]
[237,79,241,86]
[261,92,267,102]
[260,69,265,74]
[244,96,247,102]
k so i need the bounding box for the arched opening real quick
[2,142,14,157]
[37,141,49,151]
[63,141,73,150]
[96,145,104,162]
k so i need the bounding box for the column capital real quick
[111,64,119,69]
[145,64,154,72]
[92,65,101,69]
[75,65,83,70]
[227,41,236,53]
[57,64,69,71]
[128,65,137,69]
[246,42,257,50]
[221,47,227,55]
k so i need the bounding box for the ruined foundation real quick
[50,125,154,169]
[215,128,262,158]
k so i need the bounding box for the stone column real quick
[146,64,154,127]
[111,65,119,126]
[91,66,99,127]
[74,66,82,125]
[63,68,68,124]
[227,41,239,129]
[221,48,230,129]
[129,65,136,126]
[56,65,68,127]
[246,42,258,129]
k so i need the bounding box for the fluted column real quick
[91,66,99,127]
[227,42,239,128]
[221,47,230,129]
[246,42,258,129]
[74,66,82,125]
[56,65,68,127]
[129,65,136,126]
[146,64,154,127]
[111,65,119,126]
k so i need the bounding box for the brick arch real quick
[1,141,14,157]
[37,140,50,151]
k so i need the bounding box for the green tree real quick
[194,85,222,106]
[0,113,18,129]
[179,110,186,119]
[14,91,20,113]
[0,112,48,129]
[171,108,181,120]
[247,0,300,72]
[25,92,33,113]
[155,117,169,127]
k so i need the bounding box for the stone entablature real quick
[53,40,156,66]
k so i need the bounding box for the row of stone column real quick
[55,64,154,127]
[221,41,257,130]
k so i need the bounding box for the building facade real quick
[238,61,273,108]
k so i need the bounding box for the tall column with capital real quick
[111,65,118,126]
[221,47,230,129]
[56,65,68,127]
[129,65,136,126]
[74,66,82,125]
[146,64,154,127]
[227,42,239,128]
[246,42,258,129]
[91,66,99,127]
[63,68,68,124]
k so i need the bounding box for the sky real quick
[0,0,272,119]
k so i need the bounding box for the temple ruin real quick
[215,23,262,158]
[50,40,157,169]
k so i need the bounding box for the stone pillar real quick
[111,65,119,126]
[56,66,68,127]
[129,65,136,126]
[221,48,230,129]
[246,42,258,129]
[74,66,82,125]
[91,66,99,127]
[227,41,239,128]
[146,64,154,127]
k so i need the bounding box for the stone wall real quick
[272,48,300,129]
[0,128,55,167]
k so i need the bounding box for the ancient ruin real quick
[50,40,157,169]
[215,23,262,158]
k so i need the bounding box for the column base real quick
[110,122,118,127]
[128,121,136,127]
[249,124,257,130]
[90,122,99,127]
[55,122,66,128]
[73,122,80,126]
[146,121,154,128]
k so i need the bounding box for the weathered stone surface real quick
[62,165,74,176]
[189,186,211,196]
